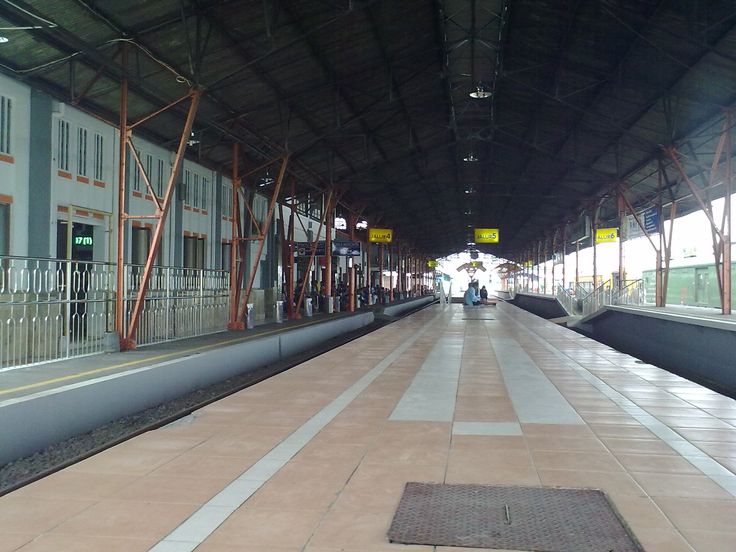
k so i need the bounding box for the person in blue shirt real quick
[464,284,481,306]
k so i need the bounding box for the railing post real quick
[165,267,171,340]
[199,268,204,334]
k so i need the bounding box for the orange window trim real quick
[57,170,72,179]
[132,191,143,198]
[76,176,90,184]
[93,180,106,188]
[0,153,14,164]
[0,193,13,204]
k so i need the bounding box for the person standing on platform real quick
[480,286,488,301]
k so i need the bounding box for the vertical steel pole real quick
[543,240,548,294]
[228,143,241,329]
[575,240,579,290]
[379,244,384,302]
[115,44,128,344]
[388,244,394,302]
[618,191,626,293]
[324,193,333,299]
[562,226,567,291]
[592,210,598,289]
[723,110,732,314]
[348,259,355,312]
[287,180,296,318]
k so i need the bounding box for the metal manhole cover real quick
[388,483,642,551]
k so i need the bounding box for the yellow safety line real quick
[0,318,328,397]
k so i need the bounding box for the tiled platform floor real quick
[1,302,735,552]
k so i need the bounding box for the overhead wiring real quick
[0,36,191,85]
[0,0,57,28]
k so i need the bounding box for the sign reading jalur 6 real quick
[368,228,393,243]
[474,228,500,243]
[595,227,619,243]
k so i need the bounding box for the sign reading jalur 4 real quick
[368,228,393,243]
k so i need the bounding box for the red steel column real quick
[115,44,128,343]
[379,243,384,303]
[388,244,394,302]
[228,143,242,329]
[324,194,333,299]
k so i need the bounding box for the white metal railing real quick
[0,256,116,370]
[0,256,231,370]
[578,279,645,317]
[611,279,645,308]
[556,286,578,315]
[124,265,230,347]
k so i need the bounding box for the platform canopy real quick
[1,0,735,256]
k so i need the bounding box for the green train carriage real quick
[642,262,736,309]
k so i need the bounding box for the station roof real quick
[1,0,735,258]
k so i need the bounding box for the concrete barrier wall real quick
[381,295,436,317]
[509,292,568,319]
[582,307,736,397]
[0,312,374,465]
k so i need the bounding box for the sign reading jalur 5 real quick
[368,228,393,243]
[474,228,500,243]
[595,227,618,243]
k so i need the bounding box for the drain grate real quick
[388,482,642,551]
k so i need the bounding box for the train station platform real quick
[1,302,735,551]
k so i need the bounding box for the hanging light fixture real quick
[0,37,8,43]
[463,153,479,162]
[258,170,275,187]
[469,83,492,99]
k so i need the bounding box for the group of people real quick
[463,282,489,306]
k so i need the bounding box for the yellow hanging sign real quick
[474,228,500,243]
[368,228,393,243]
[595,227,619,243]
[427,260,437,268]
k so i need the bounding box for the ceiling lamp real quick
[464,186,475,194]
[463,153,479,162]
[0,37,8,43]
[469,83,491,99]
[258,171,275,187]
[467,241,476,246]
[187,131,199,146]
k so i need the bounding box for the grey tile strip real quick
[452,421,523,435]
[501,307,736,498]
[491,335,584,425]
[149,309,444,552]
[389,333,463,422]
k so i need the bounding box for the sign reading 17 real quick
[74,236,93,246]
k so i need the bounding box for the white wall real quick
[0,74,31,256]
